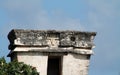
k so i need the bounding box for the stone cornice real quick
[8,29,96,50]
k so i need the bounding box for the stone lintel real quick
[7,51,68,57]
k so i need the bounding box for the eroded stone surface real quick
[8,29,96,75]
[62,54,90,75]
[8,29,96,49]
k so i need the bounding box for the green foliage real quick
[0,57,39,75]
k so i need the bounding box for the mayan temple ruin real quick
[7,29,96,75]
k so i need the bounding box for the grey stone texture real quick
[8,29,96,75]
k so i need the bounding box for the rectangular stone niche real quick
[47,56,62,75]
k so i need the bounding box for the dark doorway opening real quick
[47,56,62,75]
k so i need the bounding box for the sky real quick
[0,0,120,75]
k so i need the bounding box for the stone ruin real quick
[7,29,96,75]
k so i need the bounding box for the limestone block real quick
[62,54,90,75]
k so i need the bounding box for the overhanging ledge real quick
[8,29,96,50]
[7,46,94,57]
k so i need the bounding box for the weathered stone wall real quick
[17,52,48,75]
[8,29,96,49]
[62,54,89,75]
[16,52,90,75]
[7,29,96,75]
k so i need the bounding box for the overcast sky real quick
[0,0,120,75]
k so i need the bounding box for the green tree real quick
[0,57,39,75]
